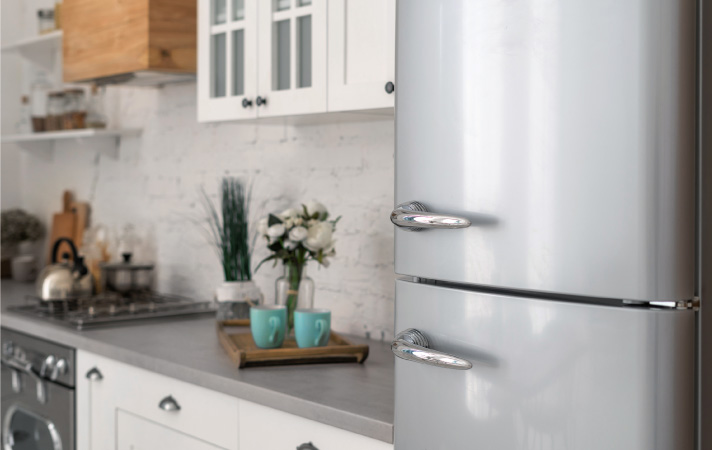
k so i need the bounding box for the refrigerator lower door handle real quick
[391,328,472,370]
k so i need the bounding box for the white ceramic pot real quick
[215,280,262,302]
[215,280,263,321]
[11,255,38,282]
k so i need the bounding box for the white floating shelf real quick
[1,30,62,54]
[2,128,141,144]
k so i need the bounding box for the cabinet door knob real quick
[385,81,395,94]
[296,443,319,450]
[256,96,267,106]
[159,395,181,412]
[242,98,253,108]
[86,367,103,381]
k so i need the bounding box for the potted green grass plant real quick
[201,178,261,319]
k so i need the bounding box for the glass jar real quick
[86,85,107,129]
[15,96,32,134]
[30,71,52,132]
[63,88,86,129]
[46,91,65,131]
[37,9,55,34]
[275,263,314,333]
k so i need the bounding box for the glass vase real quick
[275,262,314,333]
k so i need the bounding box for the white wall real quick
[5,81,396,340]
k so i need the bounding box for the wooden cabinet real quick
[63,0,196,83]
[239,400,393,450]
[77,351,239,450]
[197,0,393,122]
[327,0,396,112]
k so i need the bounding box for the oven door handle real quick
[1,356,47,403]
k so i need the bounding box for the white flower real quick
[305,200,327,219]
[304,222,333,252]
[279,208,298,219]
[257,218,269,236]
[284,239,298,250]
[289,226,308,242]
[267,224,285,239]
[321,257,331,268]
[284,218,294,229]
[293,217,303,227]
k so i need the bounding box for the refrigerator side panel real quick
[698,0,712,447]
[395,0,696,302]
[394,280,695,450]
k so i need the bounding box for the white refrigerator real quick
[391,0,701,448]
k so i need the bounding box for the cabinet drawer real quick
[239,401,393,450]
[81,352,238,450]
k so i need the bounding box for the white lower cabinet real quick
[77,351,239,450]
[239,401,393,450]
[77,350,393,450]
[116,410,224,450]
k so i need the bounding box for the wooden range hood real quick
[63,0,196,85]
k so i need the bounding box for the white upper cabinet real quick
[197,0,394,122]
[327,0,395,112]
[198,0,258,122]
[257,0,327,117]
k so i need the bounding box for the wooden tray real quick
[217,320,370,368]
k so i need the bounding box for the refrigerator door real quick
[395,0,696,301]
[393,280,695,450]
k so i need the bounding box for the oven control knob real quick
[2,341,14,356]
[40,355,56,378]
[51,358,68,381]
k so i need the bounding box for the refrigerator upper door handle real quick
[392,328,473,370]
[391,201,471,231]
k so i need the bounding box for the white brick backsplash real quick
[13,82,396,341]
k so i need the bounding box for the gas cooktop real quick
[8,291,215,330]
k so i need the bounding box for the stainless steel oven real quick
[1,328,74,450]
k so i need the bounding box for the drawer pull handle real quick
[86,367,103,381]
[297,443,319,450]
[159,395,181,412]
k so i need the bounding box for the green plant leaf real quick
[268,214,283,226]
[268,241,283,252]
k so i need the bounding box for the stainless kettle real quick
[36,237,94,301]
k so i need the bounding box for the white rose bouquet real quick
[256,200,340,332]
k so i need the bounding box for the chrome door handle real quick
[159,395,181,412]
[85,367,103,381]
[297,443,319,450]
[391,329,472,370]
[391,201,471,231]
[1,356,48,403]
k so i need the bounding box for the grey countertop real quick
[0,281,394,443]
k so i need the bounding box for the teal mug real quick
[250,305,287,349]
[294,309,331,348]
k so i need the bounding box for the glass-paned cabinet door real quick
[327,0,395,112]
[198,0,257,122]
[256,0,327,117]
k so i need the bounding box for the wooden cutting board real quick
[47,191,77,263]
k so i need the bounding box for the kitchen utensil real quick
[70,201,90,249]
[249,305,286,349]
[100,253,153,294]
[47,191,76,264]
[216,320,369,368]
[294,309,331,348]
[36,237,93,301]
